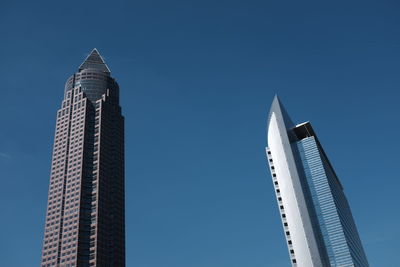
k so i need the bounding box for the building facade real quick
[266,96,369,267]
[41,49,125,267]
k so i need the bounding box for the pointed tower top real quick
[268,95,295,130]
[269,94,282,116]
[78,48,110,73]
[271,94,280,107]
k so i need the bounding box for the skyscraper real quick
[41,49,125,267]
[266,96,369,267]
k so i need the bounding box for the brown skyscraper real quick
[41,49,125,267]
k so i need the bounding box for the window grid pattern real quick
[41,90,74,267]
[296,136,369,267]
[59,89,87,266]
[41,49,125,267]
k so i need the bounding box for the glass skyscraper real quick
[266,96,369,267]
[41,49,125,267]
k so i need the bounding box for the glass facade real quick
[266,96,369,267]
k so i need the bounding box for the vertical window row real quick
[42,91,75,267]
[266,148,297,266]
[89,99,102,266]
[60,89,87,267]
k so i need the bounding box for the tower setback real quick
[41,49,125,267]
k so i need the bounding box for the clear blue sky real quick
[0,0,399,266]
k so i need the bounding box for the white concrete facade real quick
[266,97,324,267]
